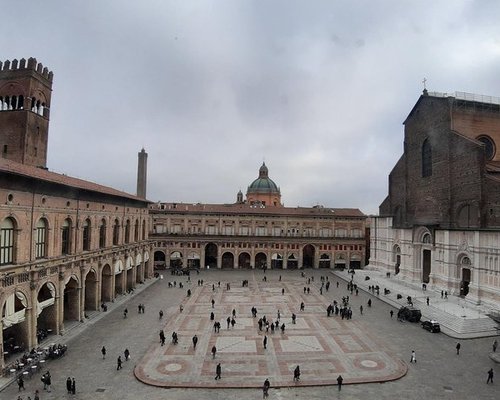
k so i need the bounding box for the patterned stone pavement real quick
[135,273,406,387]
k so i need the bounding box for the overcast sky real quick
[2,1,500,213]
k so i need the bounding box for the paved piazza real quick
[0,269,497,400]
[135,274,406,387]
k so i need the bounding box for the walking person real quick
[410,350,416,363]
[390,310,394,318]
[17,374,25,391]
[123,308,128,318]
[159,309,164,319]
[101,346,106,359]
[45,371,51,392]
[263,335,268,349]
[192,335,198,349]
[493,339,497,353]
[456,342,461,355]
[215,363,221,380]
[66,376,72,393]
[117,355,123,370]
[212,345,217,359]
[487,368,494,384]
[263,378,270,398]
[71,378,76,395]
[337,374,343,391]
[360,305,363,315]
[124,348,130,361]
[293,365,301,382]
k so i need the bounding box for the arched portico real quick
[1,291,29,357]
[221,252,234,269]
[37,282,57,339]
[114,260,124,295]
[205,243,218,269]
[170,251,183,269]
[63,276,80,322]
[319,253,331,268]
[255,252,267,269]
[287,253,298,269]
[84,269,98,312]
[238,252,251,269]
[154,250,166,269]
[271,253,283,269]
[101,264,113,302]
[302,245,315,268]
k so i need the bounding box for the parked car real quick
[421,320,441,333]
[397,306,422,322]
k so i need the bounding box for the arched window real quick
[0,217,15,265]
[35,218,48,258]
[134,220,139,242]
[61,218,72,255]
[422,138,432,177]
[124,220,131,244]
[422,233,432,244]
[142,220,146,240]
[113,219,120,245]
[82,218,91,251]
[477,135,495,161]
[99,219,106,249]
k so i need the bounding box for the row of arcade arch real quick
[154,243,360,269]
[1,252,150,363]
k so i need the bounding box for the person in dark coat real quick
[487,368,494,384]
[124,348,130,361]
[192,335,198,349]
[337,375,343,390]
[263,378,270,398]
[215,363,221,380]
[117,356,122,370]
[101,346,106,359]
[263,335,268,349]
[17,374,25,391]
[212,345,217,359]
[456,342,461,355]
[66,377,72,393]
[293,365,300,382]
[71,378,76,394]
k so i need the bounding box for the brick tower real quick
[0,57,53,168]
[137,148,148,198]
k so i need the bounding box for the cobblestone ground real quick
[2,269,498,400]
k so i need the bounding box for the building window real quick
[124,220,131,244]
[83,219,91,251]
[142,220,146,240]
[477,135,495,161]
[99,219,107,249]
[113,219,120,245]
[61,218,72,255]
[35,218,47,259]
[0,217,15,265]
[134,220,139,242]
[422,138,432,177]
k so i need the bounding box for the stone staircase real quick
[333,270,499,339]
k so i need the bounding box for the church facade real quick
[151,163,367,271]
[369,90,500,308]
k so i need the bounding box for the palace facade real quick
[0,58,152,372]
[370,90,500,308]
[151,163,367,271]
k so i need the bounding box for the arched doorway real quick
[187,252,200,269]
[238,252,251,269]
[2,291,29,355]
[271,253,283,269]
[37,282,57,339]
[421,232,432,284]
[154,250,166,270]
[205,243,218,268]
[255,252,267,269]
[170,251,183,269]
[460,256,472,296]
[287,254,298,269]
[84,269,98,312]
[63,277,80,322]
[302,245,315,268]
[101,264,113,302]
[221,252,234,269]
[319,253,331,268]
[393,245,401,275]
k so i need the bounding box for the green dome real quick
[247,162,280,194]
